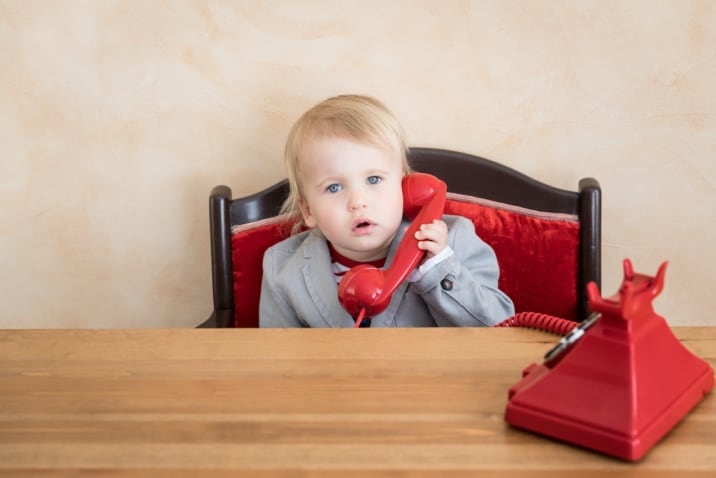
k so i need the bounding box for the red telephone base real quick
[504,259,714,461]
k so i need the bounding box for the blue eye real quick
[367,176,382,185]
[326,183,342,193]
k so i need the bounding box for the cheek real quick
[391,187,405,214]
[301,197,338,228]
[384,190,406,224]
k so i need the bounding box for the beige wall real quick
[1,0,714,328]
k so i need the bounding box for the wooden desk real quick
[1,327,714,477]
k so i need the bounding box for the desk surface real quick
[1,327,714,477]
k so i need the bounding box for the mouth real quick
[352,219,375,232]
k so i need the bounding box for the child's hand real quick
[414,219,448,259]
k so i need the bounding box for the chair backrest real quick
[202,147,601,328]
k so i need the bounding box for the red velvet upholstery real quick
[231,193,580,328]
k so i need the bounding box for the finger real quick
[416,222,447,241]
[417,240,440,254]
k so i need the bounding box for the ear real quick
[298,198,317,228]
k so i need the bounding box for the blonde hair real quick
[282,94,411,233]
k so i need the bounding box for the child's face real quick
[298,136,404,262]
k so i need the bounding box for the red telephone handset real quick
[337,173,447,324]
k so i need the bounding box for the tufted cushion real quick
[231,193,580,327]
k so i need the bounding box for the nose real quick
[349,194,367,211]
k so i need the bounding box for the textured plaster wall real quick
[1,0,714,328]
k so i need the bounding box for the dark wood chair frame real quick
[201,147,601,328]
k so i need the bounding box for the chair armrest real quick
[578,177,602,320]
[210,185,235,325]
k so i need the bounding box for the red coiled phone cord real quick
[496,311,577,336]
[355,310,578,334]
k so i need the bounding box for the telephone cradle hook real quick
[504,258,714,461]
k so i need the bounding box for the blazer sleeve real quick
[409,215,515,326]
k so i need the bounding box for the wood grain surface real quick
[1,327,714,477]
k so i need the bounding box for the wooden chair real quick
[200,147,601,328]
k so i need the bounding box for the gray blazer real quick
[259,215,515,328]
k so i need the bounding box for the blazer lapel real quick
[300,229,355,328]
